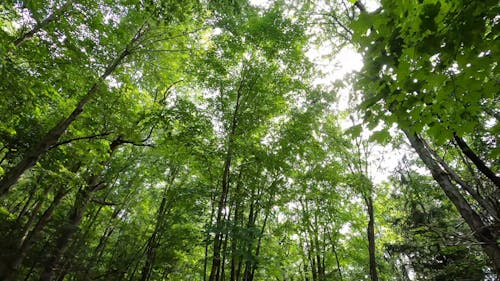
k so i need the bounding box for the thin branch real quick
[161,79,184,104]
[453,134,500,188]
[91,198,117,206]
[114,138,155,148]
[133,48,194,54]
[49,132,112,150]
[354,0,367,13]
[14,0,75,47]
[421,137,498,221]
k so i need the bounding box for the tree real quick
[1,0,495,280]
[0,0,203,196]
[350,0,500,272]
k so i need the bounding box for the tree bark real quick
[230,175,243,281]
[38,184,94,281]
[404,130,500,273]
[453,134,500,188]
[140,169,177,281]
[3,188,68,281]
[328,231,343,281]
[249,205,269,281]
[365,195,378,281]
[38,139,123,281]
[209,75,245,281]
[204,193,217,281]
[423,139,499,220]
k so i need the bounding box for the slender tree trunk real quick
[205,192,217,281]
[209,137,233,281]
[209,77,245,281]
[249,206,269,281]
[453,134,500,188]
[17,186,51,240]
[242,190,258,281]
[85,225,115,278]
[140,212,163,281]
[243,185,260,281]
[221,230,230,281]
[14,177,43,225]
[230,198,240,281]
[404,130,500,272]
[423,139,499,220]
[365,195,378,281]
[38,139,123,281]
[3,188,68,281]
[85,198,130,279]
[38,185,93,281]
[22,241,50,281]
[312,212,323,281]
[329,234,343,281]
[140,171,176,281]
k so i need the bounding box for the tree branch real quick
[453,134,500,188]
[49,133,112,150]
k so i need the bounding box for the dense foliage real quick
[0,0,498,280]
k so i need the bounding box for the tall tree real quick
[350,0,500,272]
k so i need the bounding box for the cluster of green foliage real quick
[0,0,497,280]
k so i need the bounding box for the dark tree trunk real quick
[38,139,122,281]
[204,193,217,281]
[330,236,343,281]
[230,184,241,281]
[209,76,245,281]
[249,206,269,281]
[453,134,500,188]
[3,188,68,281]
[404,130,500,273]
[140,171,176,281]
[17,185,51,241]
[365,195,378,281]
[38,186,93,281]
[423,139,499,220]
[14,177,43,226]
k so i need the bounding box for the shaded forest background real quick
[0,0,498,280]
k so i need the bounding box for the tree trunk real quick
[230,188,241,281]
[242,188,259,281]
[14,176,44,226]
[423,139,499,220]
[404,130,500,273]
[209,77,245,281]
[16,185,50,241]
[3,188,68,281]
[453,134,500,188]
[330,235,343,281]
[365,195,378,281]
[140,170,176,281]
[204,193,217,281]
[38,185,93,281]
[249,206,269,281]
[38,139,123,281]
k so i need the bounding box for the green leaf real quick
[346,124,363,138]
[369,129,391,144]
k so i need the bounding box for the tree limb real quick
[49,132,112,150]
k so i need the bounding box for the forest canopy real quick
[0,0,498,280]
